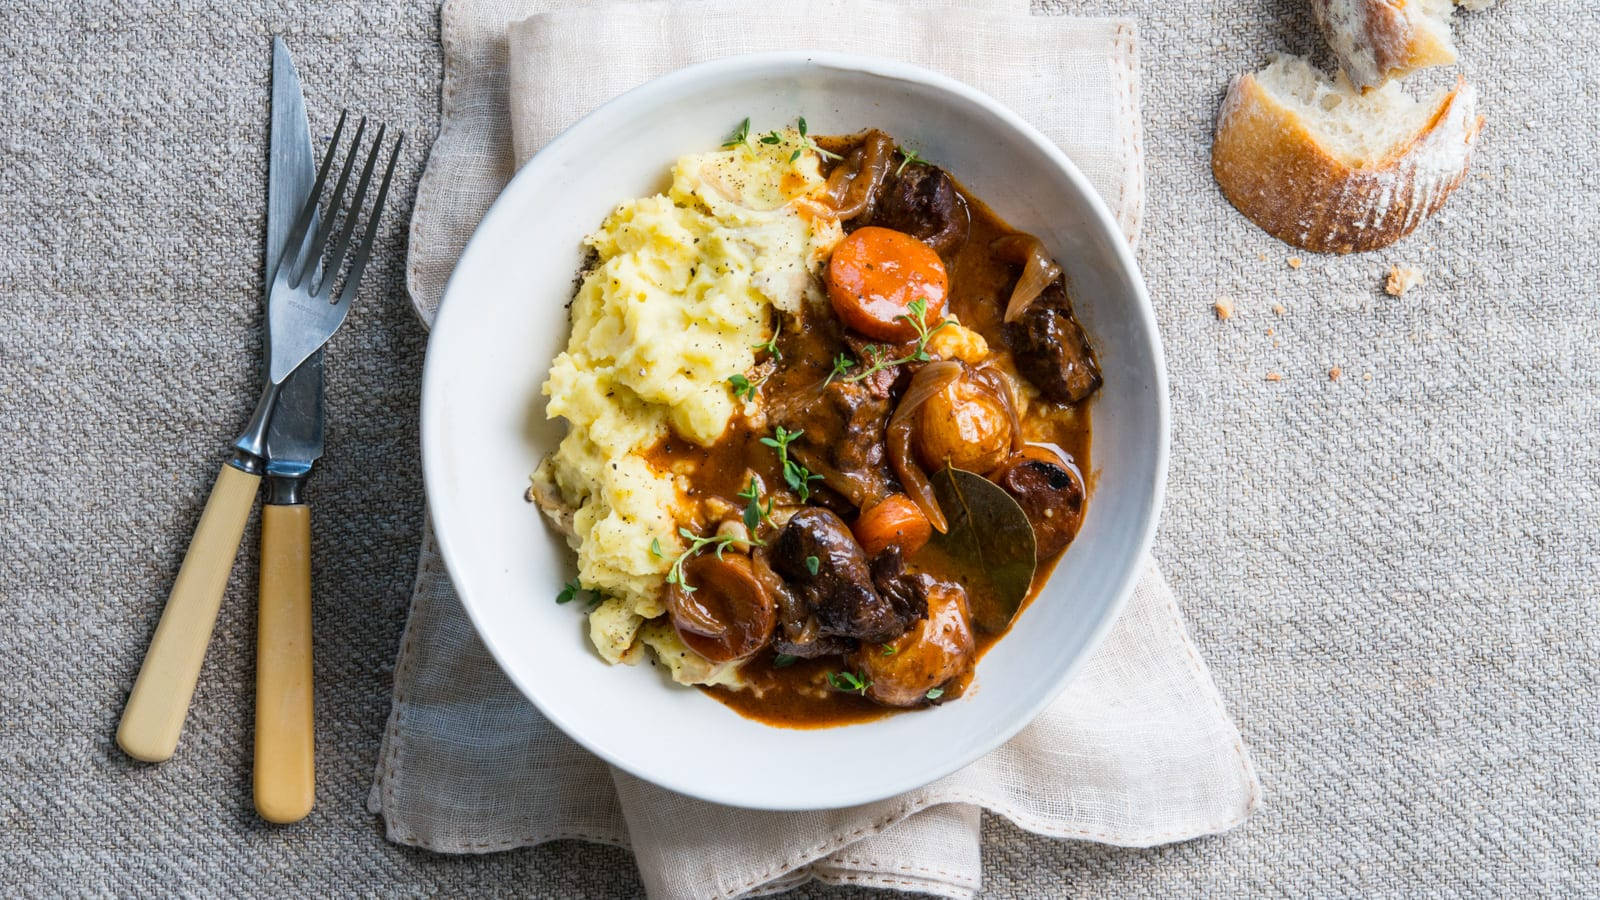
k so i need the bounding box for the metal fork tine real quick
[316,124,386,298]
[336,134,404,308]
[294,116,367,289]
[278,109,346,283]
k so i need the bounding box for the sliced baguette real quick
[1212,55,1483,254]
[1310,0,1457,90]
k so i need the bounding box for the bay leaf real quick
[928,466,1037,633]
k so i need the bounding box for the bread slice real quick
[1212,54,1483,254]
[1310,0,1458,90]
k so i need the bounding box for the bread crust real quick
[1211,71,1482,254]
[1311,0,1457,90]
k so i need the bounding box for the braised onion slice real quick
[992,233,1062,323]
[823,130,895,220]
[887,360,962,533]
[665,553,775,663]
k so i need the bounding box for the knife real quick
[114,38,318,769]
[254,37,321,825]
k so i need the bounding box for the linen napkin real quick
[374,2,1262,897]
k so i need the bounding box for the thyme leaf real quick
[721,117,751,149]
[827,670,872,696]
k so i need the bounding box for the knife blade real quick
[264,37,323,487]
[254,36,319,824]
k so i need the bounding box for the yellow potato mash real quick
[532,129,842,676]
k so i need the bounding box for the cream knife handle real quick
[254,501,314,824]
[118,461,260,762]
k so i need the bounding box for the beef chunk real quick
[873,164,969,255]
[869,546,930,627]
[1004,280,1103,403]
[770,508,913,645]
[776,375,895,508]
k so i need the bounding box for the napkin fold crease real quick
[378,1,1259,896]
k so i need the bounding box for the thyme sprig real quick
[823,352,855,386]
[721,117,752,149]
[752,333,782,360]
[652,525,763,594]
[736,477,774,533]
[895,146,927,176]
[556,578,603,610]
[727,372,765,402]
[843,298,951,383]
[827,670,872,696]
[760,425,822,503]
[795,117,842,163]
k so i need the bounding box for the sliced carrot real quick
[825,226,948,342]
[852,493,934,558]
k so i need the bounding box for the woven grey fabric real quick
[2,0,1595,897]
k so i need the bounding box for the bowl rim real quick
[422,49,1170,810]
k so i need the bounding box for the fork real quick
[117,115,402,764]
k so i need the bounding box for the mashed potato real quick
[533,128,842,672]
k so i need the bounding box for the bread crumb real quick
[1272,303,1286,315]
[1257,252,1267,262]
[1386,265,1423,296]
[1213,297,1235,320]
[1265,372,1283,382]
[1288,256,1303,269]
[1329,366,1342,381]
[1266,327,1275,336]
[1362,372,1373,382]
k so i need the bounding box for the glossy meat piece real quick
[840,332,907,399]
[853,581,974,707]
[771,508,911,645]
[754,546,849,659]
[872,164,969,256]
[1004,280,1102,403]
[778,376,895,509]
[869,546,930,626]
[994,449,1084,558]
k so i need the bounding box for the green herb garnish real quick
[827,670,872,696]
[895,146,926,176]
[804,555,820,576]
[760,425,822,503]
[556,578,583,604]
[823,352,855,386]
[727,373,764,402]
[759,131,782,145]
[557,577,600,608]
[881,643,898,656]
[661,526,759,593]
[721,117,751,149]
[925,687,945,701]
[797,117,841,161]
[773,654,798,668]
[737,477,774,533]
[752,333,782,361]
[843,298,950,383]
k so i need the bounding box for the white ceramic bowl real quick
[422,52,1168,810]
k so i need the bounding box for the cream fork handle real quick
[118,462,259,762]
